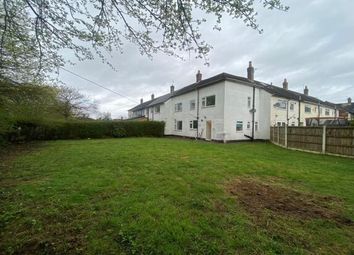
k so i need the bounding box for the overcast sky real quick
[57,0,354,119]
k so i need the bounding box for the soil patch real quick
[227,178,352,226]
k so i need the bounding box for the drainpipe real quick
[298,96,301,126]
[318,102,320,125]
[286,100,289,126]
[251,85,255,140]
[196,87,200,139]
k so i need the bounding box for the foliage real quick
[56,85,97,119]
[0,138,353,254]
[6,119,165,142]
[0,0,288,82]
[0,79,100,144]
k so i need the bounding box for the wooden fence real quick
[270,126,354,157]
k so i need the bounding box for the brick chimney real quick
[196,70,202,82]
[348,97,352,104]
[140,98,143,104]
[283,78,288,90]
[247,61,254,81]
[170,85,174,94]
[151,94,154,100]
[304,86,309,96]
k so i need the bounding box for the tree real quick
[56,85,97,119]
[0,0,288,82]
[98,112,112,121]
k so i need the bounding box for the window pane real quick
[305,105,311,113]
[193,120,198,129]
[236,121,243,131]
[190,100,195,110]
[206,95,215,106]
[177,121,182,130]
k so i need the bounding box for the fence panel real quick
[326,127,354,156]
[270,126,354,157]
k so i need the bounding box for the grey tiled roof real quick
[128,72,337,111]
[260,84,335,108]
[336,103,354,114]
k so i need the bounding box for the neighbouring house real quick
[128,62,339,142]
[264,80,338,127]
[336,98,354,120]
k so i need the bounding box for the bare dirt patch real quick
[227,178,353,226]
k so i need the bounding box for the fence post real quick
[322,125,326,154]
[272,126,275,142]
[277,126,280,144]
[285,125,288,148]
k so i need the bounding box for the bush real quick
[4,120,165,142]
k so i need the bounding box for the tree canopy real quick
[0,0,288,82]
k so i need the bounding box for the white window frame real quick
[202,95,216,108]
[236,121,243,132]
[189,120,198,130]
[155,105,160,113]
[247,97,251,108]
[190,100,196,111]
[176,120,183,131]
[290,103,294,111]
[255,122,258,131]
[325,109,330,116]
[175,103,182,112]
[247,121,251,130]
[305,105,312,113]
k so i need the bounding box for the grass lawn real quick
[1,138,353,254]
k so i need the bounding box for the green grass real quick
[1,138,353,254]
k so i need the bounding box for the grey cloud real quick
[58,0,354,118]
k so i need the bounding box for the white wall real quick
[270,96,337,127]
[223,81,271,141]
[165,82,226,140]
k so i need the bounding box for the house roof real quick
[260,84,335,108]
[128,72,337,111]
[336,103,354,114]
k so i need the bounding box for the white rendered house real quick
[128,62,338,141]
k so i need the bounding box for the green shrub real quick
[5,120,165,142]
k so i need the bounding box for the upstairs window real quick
[175,103,182,112]
[325,109,330,116]
[155,105,160,113]
[190,100,196,110]
[247,97,251,108]
[273,100,287,109]
[189,120,198,129]
[236,121,243,132]
[305,105,311,113]
[202,95,216,107]
[290,103,294,111]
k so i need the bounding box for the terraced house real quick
[128,62,339,142]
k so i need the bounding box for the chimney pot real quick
[247,61,255,81]
[140,98,143,104]
[151,94,154,100]
[348,97,352,104]
[283,78,288,90]
[196,70,202,82]
[170,85,174,94]
[304,86,309,96]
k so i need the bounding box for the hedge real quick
[2,120,165,143]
